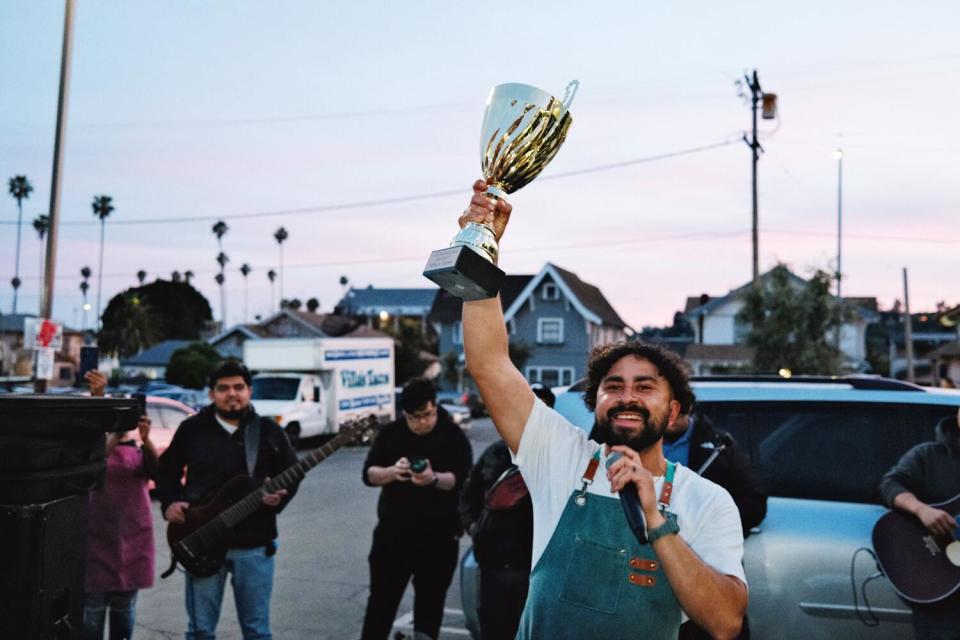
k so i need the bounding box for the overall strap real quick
[575,450,602,505]
[244,418,260,477]
[658,461,677,511]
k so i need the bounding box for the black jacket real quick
[363,407,473,537]
[687,412,767,536]
[155,404,299,549]
[459,440,533,570]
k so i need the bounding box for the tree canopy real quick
[736,264,843,375]
[99,280,213,355]
[166,342,223,389]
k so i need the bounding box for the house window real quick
[526,366,575,388]
[453,321,463,345]
[537,318,564,344]
[542,283,560,301]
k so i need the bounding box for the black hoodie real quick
[879,413,960,508]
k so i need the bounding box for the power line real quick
[0,139,739,227]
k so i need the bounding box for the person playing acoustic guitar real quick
[879,406,960,640]
[156,360,299,640]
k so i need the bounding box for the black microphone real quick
[606,451,647,544]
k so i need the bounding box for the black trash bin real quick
[0,394,139,640]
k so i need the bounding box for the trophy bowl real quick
[424,81,577,301]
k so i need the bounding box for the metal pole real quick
[835,149,843,350]
[903,268,915,383]
[37,0,75,392]
[750,70,760,284]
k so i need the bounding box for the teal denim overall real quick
[516,452,681,639]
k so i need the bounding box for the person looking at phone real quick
[360,377,473,640]
[83,371,158,640]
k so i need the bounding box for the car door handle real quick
[798,602,912,622]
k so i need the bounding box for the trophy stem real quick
[451,221,499,264]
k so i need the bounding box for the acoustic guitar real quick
[872,492,960,603]
[162,415,379,578]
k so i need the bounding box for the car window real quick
[698,401,956,504]
[145,405,164,429]
[159,406,191,429]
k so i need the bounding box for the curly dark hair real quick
[583,341,694,414]
[208,359,252,389]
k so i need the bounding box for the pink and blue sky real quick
[1,1,957,330]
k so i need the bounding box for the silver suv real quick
[461,376,960,639]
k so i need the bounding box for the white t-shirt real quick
[514,399,747,588]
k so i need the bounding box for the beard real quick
[592,403,671,452]
[216,407,248,421]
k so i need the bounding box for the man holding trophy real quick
[425,83,747,639]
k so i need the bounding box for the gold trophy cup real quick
[423,81,578,300]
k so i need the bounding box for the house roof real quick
[684,269,879,321]
[207,324,270,345]
[501,263,629,329]
[254,309,388,339]
[427,275,534,324]
[338,287,437,316]
[120,339,192,366]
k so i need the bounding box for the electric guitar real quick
[162,415,379,578]
[872,492,960,603]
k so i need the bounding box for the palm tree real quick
[32,214,49,306]
[239,263,252,323]
[274,226,288,303]
[184,270,194,285]
[306,297,319,313]
[8,175,33,313]
[171,271,182,283]
[212,220,229,325]
[267,269,277,312]
[216,252,229,324]
[136,270,147,286]
[79,266,91,331]
[91,195,114,330]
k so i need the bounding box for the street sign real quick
[35,348,55,380]
[23,318,63,351]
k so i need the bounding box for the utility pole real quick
[36,0,75,393]
[739,70,777,285]
[903,268,915,383]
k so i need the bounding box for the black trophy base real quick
[423,245,505,301]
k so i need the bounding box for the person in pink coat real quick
[84,371,158,640]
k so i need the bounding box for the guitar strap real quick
[244,418,260,478]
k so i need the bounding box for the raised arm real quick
[460,180,534,454]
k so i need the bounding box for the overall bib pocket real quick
[558,535,625,614]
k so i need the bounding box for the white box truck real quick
[243,336,395,444]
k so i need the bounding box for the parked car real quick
[460,375,960,639]
[149,387,209,411]
[142,395,196,456]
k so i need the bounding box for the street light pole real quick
[834,148,843,349]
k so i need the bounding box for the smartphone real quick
[79,346,99,378]
[132,392,147,416]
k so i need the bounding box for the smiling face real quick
[591,355,681,452]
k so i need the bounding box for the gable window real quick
[537,318,564,344]
[542,282,560,301]
[453,321,463,345]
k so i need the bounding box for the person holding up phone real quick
[360,377,473,640]
[83,370,158,640]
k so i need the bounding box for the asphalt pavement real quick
[134,417,499,639]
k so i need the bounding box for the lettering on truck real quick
[340,369,391,388]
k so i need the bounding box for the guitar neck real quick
[218,430,354,529]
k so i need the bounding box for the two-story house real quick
[335,286,437,333]
[683,268,880,374]
[429,263,631,389]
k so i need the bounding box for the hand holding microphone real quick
[606,450,648,543]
